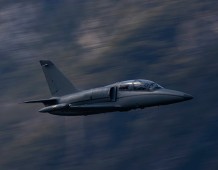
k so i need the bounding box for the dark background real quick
[0,1,218,169]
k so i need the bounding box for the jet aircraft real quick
[24,60,193,116]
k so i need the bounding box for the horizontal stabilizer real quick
[24,98,58,105]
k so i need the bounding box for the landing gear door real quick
[110,87,117,102]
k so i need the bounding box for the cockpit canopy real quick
[118,79,163,91]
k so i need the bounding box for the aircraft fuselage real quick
[24,61,193,116]
[38,80,193,116]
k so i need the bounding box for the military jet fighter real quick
[24,60,193,116]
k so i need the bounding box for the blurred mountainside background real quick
[0,0,218,170]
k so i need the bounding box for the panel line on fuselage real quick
[69,97,114,105]
[118,93,185,99]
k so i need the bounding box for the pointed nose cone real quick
[157,89,193,105]
[167,90,193,103]
[183,93,193,101]
[168,90,193,102]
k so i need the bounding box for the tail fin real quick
[39,60,78,96]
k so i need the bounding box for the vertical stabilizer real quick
[39,60,78,96]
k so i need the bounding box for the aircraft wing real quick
[39,104,122,113]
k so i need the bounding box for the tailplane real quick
[24,98,58,106]
[39,60,78,96]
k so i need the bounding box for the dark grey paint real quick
[24,60,193,116]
